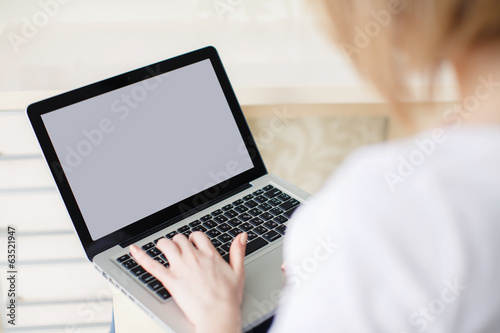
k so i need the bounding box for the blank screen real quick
[41,59,253,240]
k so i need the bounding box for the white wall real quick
[0,0,362,92]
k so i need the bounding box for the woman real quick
[131,0,500,331]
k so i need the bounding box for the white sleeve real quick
[268,148,500,333]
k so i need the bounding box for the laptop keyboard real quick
[115,185,301,301]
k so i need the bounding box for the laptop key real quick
[277,193,291,202]
[244,200,258,208]
[243,194,254,201]
[239,222,253,232]
[268,198,282,206]
[122,259,138,270]
[222,204,233,211]
[141,242,155,251]
[253,189,264,196]
[211,209,223,216]
[249,217,264,226]
[263,185,274,191]
[139,273,156,284]
[254,195,268,204]
[228,228,243,237]
[183,231,192,238]
[166,231,178,239]
[232,199,244,206]
[207,228,221,238]
[247,230,258,241]
[223,210,238,218]
[214,215,228,223]
[260,212,274,221]
[274,215,288,224]
[275,225,287,235]
[248,208,262,217]
[177,225,190,233]
[279,198,300,211]
[148,280,164,291]
[147,248,162,257]
[234,205,248,213]
[217,233,232,243]
[269,207,284,216]
[264,221,279,229]
[117,254,130,263]
[258,202,272,211]
[189,220,201,228]
[227,218,242,227]
[238,213,252,222]
[131,266,146,276]
[200,214,212,222]
[264,188,282,198]
[216,248,226,256]
[192,225,207,232]
[211,239,222,247]
[154,257,166,265]
[245,237,269,256]
[156,288,171,300]
[221,243,231,252]
[217,223,231,232]
[253,226,268,235]
[262,230,281,242]
[203,220,217,229]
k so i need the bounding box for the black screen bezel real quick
[27,46,267,260]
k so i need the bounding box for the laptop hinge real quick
[119,182,253,248]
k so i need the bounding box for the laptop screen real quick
[41,59,254,240]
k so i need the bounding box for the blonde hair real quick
[318,0,500,109]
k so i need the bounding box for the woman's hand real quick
[130,231,247,333]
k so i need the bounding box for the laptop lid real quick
[27,46,267,261]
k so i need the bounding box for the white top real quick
[269,126,500,333]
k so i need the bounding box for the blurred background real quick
[0,0,457,332]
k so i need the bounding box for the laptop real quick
[26,46,309,332]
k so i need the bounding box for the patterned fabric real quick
[247,115,388,193]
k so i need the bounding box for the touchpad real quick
[241,246,284,329]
